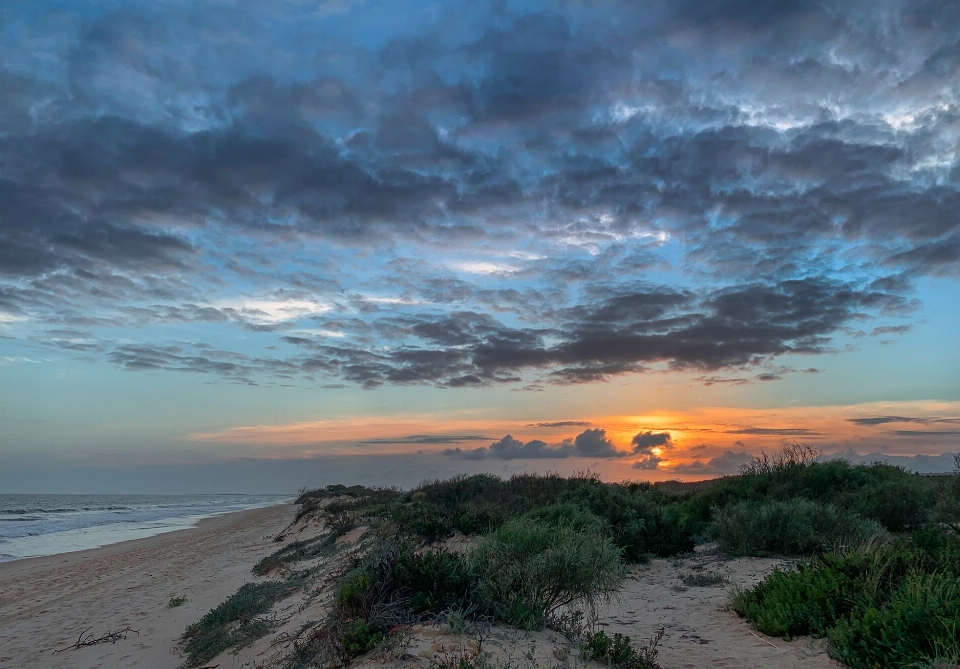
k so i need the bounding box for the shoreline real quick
[0,502,296,668]
[0,494,293,564]
[0,498,291,572]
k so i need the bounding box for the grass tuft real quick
[180,578,302,668]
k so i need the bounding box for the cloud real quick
[360,434,495,445]
[871,325,911,337]
[848,416,960,426]
[631,431,672,454]
[828,449,959,474]
[571,428,622,457]
[443,434,572,460]
[673,450,755,474]
[443,427,626,460]
[527,421,592,428]
[632,455,663,470]
[725,427,818,436]
[891,430,960,437]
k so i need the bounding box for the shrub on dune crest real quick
[710,497,884,557]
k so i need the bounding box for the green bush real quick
[393,550,475,615]
[337,618,383,661]
[829,571,960,669]
[710,498,883,557]
[469,518,625,628]
[850,478,933,531]
[732,560,854,638]
[559,484,694,560]
[734,529,960,668]
[681,452,948,535]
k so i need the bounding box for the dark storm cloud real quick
[1,0,958,387]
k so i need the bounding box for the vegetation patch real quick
[168,596,188,608]
[253,533,338,576]
[733,528,960,668]
[180,448,960,669]
[709,497,884,557]
[180,577,303,668]
[585,629,664,669]
[469,517,624,628]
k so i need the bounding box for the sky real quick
[1,0,959,493]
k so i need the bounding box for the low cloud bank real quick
[444,428,674,466]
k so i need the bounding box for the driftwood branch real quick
[52,626,140,654]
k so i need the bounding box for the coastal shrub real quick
[850,477,933,531]
[710,498,883,556]
[522,503,609,534]
[181,579,299,667]
[828,571,960,668]
[337,618,383,661]
[734,528,960,668]
[680,445,947,535]
[253,533,338,575]
[468,518,625,628]
[559,484,694,560]
[393,550,475,615]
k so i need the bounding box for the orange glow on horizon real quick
[185,399,960,480]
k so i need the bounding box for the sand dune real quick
[0,504,839,669]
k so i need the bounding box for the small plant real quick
[168,596,188,608]
[584,628,663,669]
[680,571,727,587]
[337,618,383,661]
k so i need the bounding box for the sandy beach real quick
[0,503,296,669]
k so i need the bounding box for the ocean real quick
[0,493,291,562]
